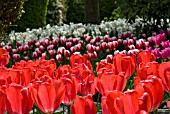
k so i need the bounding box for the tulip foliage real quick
[0,47,170,114]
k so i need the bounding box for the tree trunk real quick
[85,0,100,24]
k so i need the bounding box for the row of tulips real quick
[0,47,170,113]
[2,30,170,68]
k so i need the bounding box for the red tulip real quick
[71,95,96,114]
[113,53,136,79]
[5,84,33,114]
[70,53,92,70]
[55,65,72,79]
[6,69,21,85]
[62,77,77,105]
[137,51,156,65]
[101,95,111,114]
[77,73,96,96]
[95,71,126,95]
[106,90,147,114]
[134,76,164,112]
[30,77,65,113]
[0,90,6,114]
[159,62,170,93]
[136,61,159,80]
[0,48,9,66]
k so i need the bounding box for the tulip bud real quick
[60,37,66,46]
[114,50,119,55]
[112,41,118,49]
[101,42,107,50]
[67,37,73,42]
[147,37,153,45]
[84,34,88,39]
[57,47,65,54]
[91,51,97,59]
[70,47,75,53]
[107,42,113,50]
[104,35,109,42]
[90,39,96,45]
[53,38,60,45]
[35,48,42,56]
[123,40,128,47]
[86,44,94,53]
[24,56,29,61]
[95,36,100,42]
[144,41,150,48]
[87,52,92,59]
[12,49,17,54]
[129,45,135,50]
[128,39,134,45]
[47,45,54,51]
[111,36,117,41]
[136,41,142,49]
[125,31,131,38]
[17,46,23,53]
[142,34,147,38]
[73,38,79,44]
[23,45,29,51]
[78,40,83,47]
[106,55,113,63]
[43,39,49,47]
[16,42,21,47]
[85,36,92,43]
[28,40,32,46]
[39,45,45,52]
[32,52,38,59]
[66,42,72,49]
[35,42,41,48]
[48,50,56,56]
[41,53,46,59]
[95,46,100,52]
[56,54,62,62]
[13,54,20,60]
[6,46,12,52]
[117,39,122,45]
[64,50,70,57]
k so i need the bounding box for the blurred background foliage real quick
[10,0,49,32]
[1,0,170,38]
[114,0,170,37]
[0,0,24,42]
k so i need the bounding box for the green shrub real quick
[99,0,117,21]
[65,0,85,23]
[11,0,49,32]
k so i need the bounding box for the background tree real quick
[114,0,170,37]
[84,0,100,24]
[0,0,24,42]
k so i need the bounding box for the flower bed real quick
[0,47,170,113]
[1,18,170,113]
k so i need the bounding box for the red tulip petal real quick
[6,84,23,114]
[106,90,122,114]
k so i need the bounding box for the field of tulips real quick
[0,18,170,113]
[0,46,170,113]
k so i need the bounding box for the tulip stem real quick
[96,92,101,112]
[150,109,158,114]
[67,106,71,114]
[63,104,65,114]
